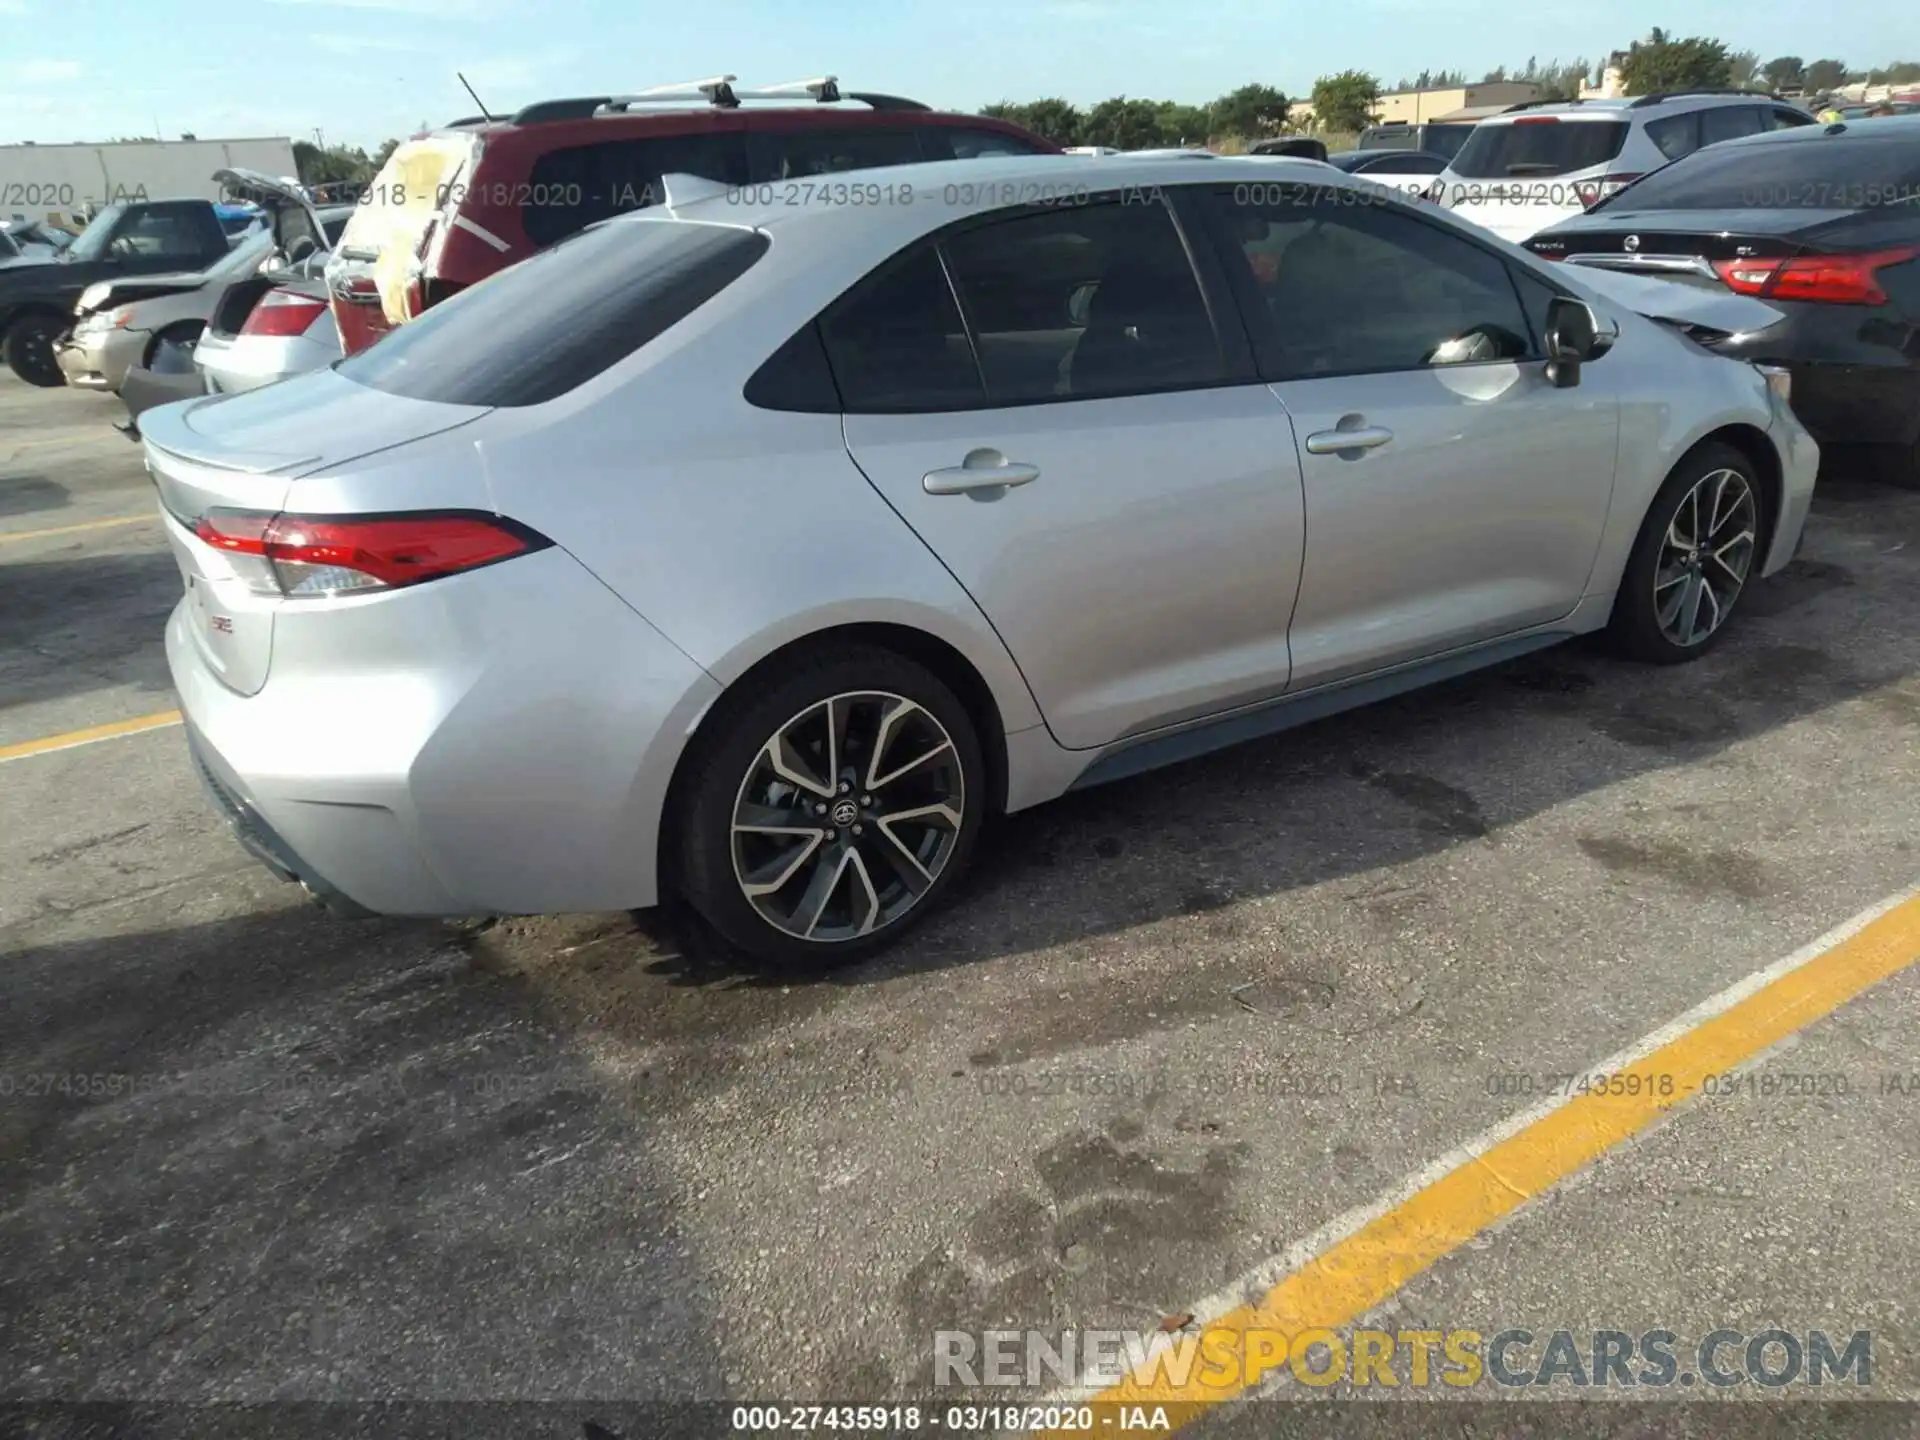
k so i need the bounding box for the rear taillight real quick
[1575,173,1642,209]
[192,510,549,597]
[1712,246,1920,305]
[240,290,328,338]
[1513,116,1560,125]
[332,274,383,306]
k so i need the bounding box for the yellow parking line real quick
[1044,885,1920,1433]
[0,710,183,764]
[0,514,154,545]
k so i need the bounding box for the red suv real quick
[324,75,1061,355]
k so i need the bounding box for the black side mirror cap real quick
[1544,295,1600,387]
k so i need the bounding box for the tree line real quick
[982,37,1920,150]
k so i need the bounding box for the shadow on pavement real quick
[0,902,726,1418]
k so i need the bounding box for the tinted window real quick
[940,198,1223,403]
[338,218,768,406]
[1771,107,1817,129]
[755,127,926,180]
[1358,127,1414,151]
[1699,105,1765,147]
[1360,153,1448,174]
[818,245,985,412]
[1596,134,1920,210]
[524,133,749,247]
[112,207,221,262]
[1206,192,1534,378]
[930,127,1052,160]
[1451,119,1630,178]
[1643,112,1700,160]
[1421,124,1475,161]
[322,213,351,246]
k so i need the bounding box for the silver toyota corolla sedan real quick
[143,153,1818,966]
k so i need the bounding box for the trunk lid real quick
[325,134,482,355]
[1529,209,1859,294]
[142,369,492,696]
[1559,263,1789,338]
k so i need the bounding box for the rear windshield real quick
[1450,119,1629,178]
[1598,135,1920,211]
[336,218,770,407]
[1421,124,1475,160]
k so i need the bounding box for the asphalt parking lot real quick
[4,370,1920,1439]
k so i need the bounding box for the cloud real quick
[13,58,81,82]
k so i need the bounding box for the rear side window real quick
[336,218,769,406]
[523,133,749,247]
[1771,107,1816,129]
[925,127,1052,160]
[1592,135,1920,210]
[817,246,984,411]
[940,199,1224,403]
[1450,119,1629,178]
[1643,112,1700,161]
[1700,105,1765,146]
[754,127,927,180]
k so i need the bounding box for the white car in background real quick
[1433,90,1820,242]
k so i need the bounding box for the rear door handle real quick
[1304,425,1394,455]
[923,449,1041,495]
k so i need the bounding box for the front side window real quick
[111,207,219,263]
[1205,192,1534,379]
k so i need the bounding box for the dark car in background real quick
[1356,121,1477,160]
[324,74,1061,356]
[1526,114,1920,483]
[1322,148,1451,197]
[0,199,236,385]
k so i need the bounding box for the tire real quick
[3,312,68,387]
[675,645,987,968]
[1607,442,1767,665]
[143,321,205,372]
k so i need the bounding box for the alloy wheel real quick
[1654,467,1757,648]
[730,692,965,943]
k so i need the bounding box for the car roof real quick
[651,152,1353,236]
[1695,111,1920,150]
[1478,92,1792,124]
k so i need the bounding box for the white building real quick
[0,136,299,229]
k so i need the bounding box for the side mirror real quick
[1543,295,1600,388]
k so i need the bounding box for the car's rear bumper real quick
[164,545,724,919]
[185,721,375,919]
[196,329,332,394]
[117,365,211,437]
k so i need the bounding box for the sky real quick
[5,0,1919,152]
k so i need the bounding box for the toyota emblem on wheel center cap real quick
[831,799,859,827]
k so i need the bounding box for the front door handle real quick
[1304,425,1394,455]
[923,448,1041,496]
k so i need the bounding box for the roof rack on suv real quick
[1626,87,1786,107]
[1500,97,1598,112]
[502,76,928,125]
